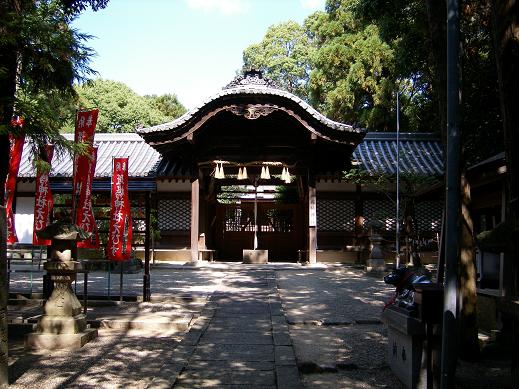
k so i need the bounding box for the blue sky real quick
[73,0,325,109]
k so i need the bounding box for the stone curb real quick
[273,273,303,389]
[285,318,383,326]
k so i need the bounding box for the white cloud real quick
[186,0,250,15]
[300,0,325,10]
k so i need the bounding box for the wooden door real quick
[215,202,303,261]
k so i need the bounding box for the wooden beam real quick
[190,177,200,263]
[308,176,317,264]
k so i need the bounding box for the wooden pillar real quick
[308,175,317,264]
[199,178,207,246]
[354,184,364,263]
[190,177,200,263]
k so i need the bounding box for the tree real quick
[145,93,186,121]
[304,3,395,129]
[62,79,182,133]
[242,21,314,100]
[242,2,435,131]
[0,1,107,387]
[352,0,440,133]
[354,0,503,360]
[0,0,108,191]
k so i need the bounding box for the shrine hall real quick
[14,70,444,264]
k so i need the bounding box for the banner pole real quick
[119,263,123,302]
[107,264,111,300]
[108,156,114,301]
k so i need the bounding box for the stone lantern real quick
[366,219,386,274]
[26,223,98,350]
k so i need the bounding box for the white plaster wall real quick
[14,196,34,244]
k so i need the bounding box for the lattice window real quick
[415,201,443,233]
[133,219,146,232]
[158,199,191,231]
[225,206,254,232]
[317,199,355,231]
[363,199,399,231]
[261,209,294,232]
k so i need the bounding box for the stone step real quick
[92,313,194,331]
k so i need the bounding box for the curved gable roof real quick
[137,70,364,149]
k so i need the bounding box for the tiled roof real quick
[352,132,444,176]
[17,132,444,180]
[18,133,161,179]
[137,86,361,137]
[137,71,364,148]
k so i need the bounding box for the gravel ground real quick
[8,265,229,297]
[9,329,185,388]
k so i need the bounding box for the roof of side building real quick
[17,132,443,179]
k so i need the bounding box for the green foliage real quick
[241,0,503,163]
[306,0,433,131]
[145,93,186,121]
[241,3,403,131]
[352,0,502,159]
[344,167,439,196]
[0,0,105,158]
[62,79,185,133]
[308,17,395,128]
[243,21,315,99]
[59,0,109,15]
[13,1,96,95]
[458,0,503,165]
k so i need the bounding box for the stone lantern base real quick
[366,232,386,274]
[243,249,268,264]
[26,260,97,350]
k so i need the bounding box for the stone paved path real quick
[160,270,301,388]
[277,267,404,389]
[8,265,405,388]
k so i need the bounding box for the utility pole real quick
[441,0,461,387]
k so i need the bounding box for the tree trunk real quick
[458,172,479,359]
[0,2,22,386]
[0,1,20,198]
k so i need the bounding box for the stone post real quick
[0,207,8,388]
[366,220,386,274]
[26,224,97,350]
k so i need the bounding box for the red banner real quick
[33,145,54,245]
[77,147,99,248]
[4,125,25,244]
[107,158,132,261]
[72,109,98,218]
